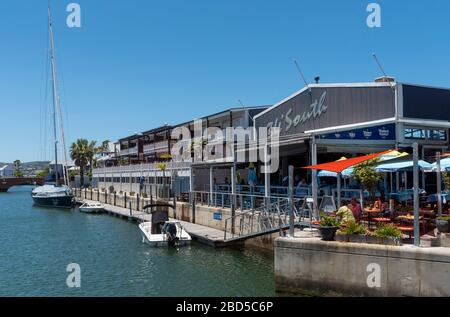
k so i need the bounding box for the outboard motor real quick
[165,223,179,247]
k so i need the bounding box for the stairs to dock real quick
[223,199,315,243]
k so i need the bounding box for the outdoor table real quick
[396,215,426,234]
[372,217,391,224]
[364,209,383,228]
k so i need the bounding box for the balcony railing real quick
[143,140,169,154]
[119,147,138,156]
[93,161,191,174]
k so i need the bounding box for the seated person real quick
[367,197,384,212]
[336,201,356,226]
[350,197,362,221]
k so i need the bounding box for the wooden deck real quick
[76,198,231,247]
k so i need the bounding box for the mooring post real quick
[124,193,127,208]
[114,191,116,206]
[137,194,140,211]
[129,201,132,216]
[173,194,177,219]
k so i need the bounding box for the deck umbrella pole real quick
[437,152,443,217]
[396,172,400,192]
[311,140,318,219]
[337,173,342,208]
[390,172,393,193]
[413,143,420,247]
[288,165,294,237]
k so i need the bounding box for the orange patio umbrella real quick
[303,150,394,173]
[303,149,394,208]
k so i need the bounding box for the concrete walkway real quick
[76,198,229,247]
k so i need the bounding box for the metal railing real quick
[93,162,191,174]
[223,198,310,241]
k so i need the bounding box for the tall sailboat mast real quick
[48,7,69,186]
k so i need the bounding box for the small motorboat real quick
[139,201,191,247]
[139,221,192,247]
[79,202,105,213]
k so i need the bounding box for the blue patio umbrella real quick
[429,157,450,172]
[375,160,433,172]
[317,168,353,178]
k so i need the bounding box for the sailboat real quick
[32,8,74,209]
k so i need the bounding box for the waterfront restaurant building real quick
[248,78,450,195]
[92,77,450,203]
[190,77,450,207]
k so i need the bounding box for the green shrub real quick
[437,216,450,221]
[129,191,136,196]
[320,216,339,227]
[341,222,366,235]
[374,224,402,239]
[142,193,148,198]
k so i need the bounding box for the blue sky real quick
[1,0,450,162]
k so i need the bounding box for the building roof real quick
[142,124,172,136]
[171,105,270,128]
[118,134,143,142]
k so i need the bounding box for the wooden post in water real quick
[124,192,127,208]
[114,191,116,206]
[137,194,140,211]
[90,187,93,200]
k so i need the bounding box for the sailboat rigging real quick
[31,7,74,208]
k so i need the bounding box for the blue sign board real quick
[317,123,396,141]
[213,212,222,221]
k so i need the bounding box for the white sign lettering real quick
[267,91,327,133]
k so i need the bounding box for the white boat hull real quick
[139,222,192,247]
[79,207,104,213]
[79,202,105,213]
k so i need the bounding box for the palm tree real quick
[70,139,95,187]
[13,160,23,177]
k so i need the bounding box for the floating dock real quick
[76,198,231,247]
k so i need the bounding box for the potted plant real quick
[436,216,450,233]
[318,216,340,241]
[340,222,367,243]
[373,224,402,246]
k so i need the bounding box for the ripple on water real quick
[0,186,275,296]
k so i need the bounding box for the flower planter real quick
[365,235,379,245]
[377,236,402,246]
[436,219,450,233]
[319,226,338,241]
[348,234,367,244]
[335,233,349,242]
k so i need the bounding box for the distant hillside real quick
[0,161,50,177]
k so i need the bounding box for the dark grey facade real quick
[402,84,450,121]
[255,85,396,137]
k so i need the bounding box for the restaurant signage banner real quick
[316,123,396,141]
[255,86,395,138]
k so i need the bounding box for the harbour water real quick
[0,186,275,297]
